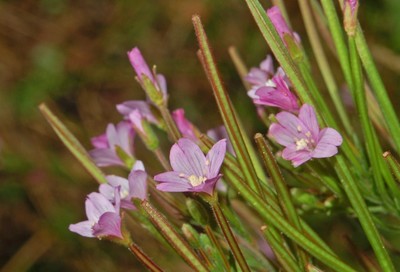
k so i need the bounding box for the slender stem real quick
[228,46,251,90]
[200,134,336,256]
[128,242,164,272]
[320,0,354,92]
[261,226,302,272]
[223,160,355,271]
[192,15,264,198]
[333,0,400,153]
[141,200,209,272]
[204,225,231,271]
[39,103,107,184]
[154,148,172,171]
[348,37,388,203]
[208,197,251,272]
[298,0,353,137]
[254,133,309,268]
[158,105,181,142]
[334,155,395,272]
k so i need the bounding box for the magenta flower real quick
[245,55,275,91]
[127,47,167,101]
[252,74,299,113]
[89,121,135,167]
[172,108,197,141]
[69,189,123,239]
[268,104,343,167]
[267,6,301,46]
[154,138,227,195]
[116,100,159,125]
[99,161,147,210]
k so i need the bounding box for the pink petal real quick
[206,139,227,178]
[99,183,115,201]
[156,182,192,192]
[191,175,222,195]
[298,104,319,139]
[69,221,94,238]
[106,175,129,192]
[267,6,291,41]
[133,160,145,171]
[127,47,155,83]
[282,144,312,167]
[154,171,189,184]
[312,143,338,158]
[170,138,206,176]
[259,55,274,74]
[128,170,148,200]
[275,111,306,136]
[89,149,123,167]
[116,121,134,156]
[318,128,343,146]
[156,74,168,96]
[106,124,119,150]
[85,193,115,222]
[92,212,123,239]
[268,123,295,146]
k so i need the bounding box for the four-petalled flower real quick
[154,138,226,195]
[268,104,343,167]
[69,189,123,239]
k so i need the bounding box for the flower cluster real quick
[245,6,343,167]
[69,161,147,239]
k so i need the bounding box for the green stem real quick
[255,133,309,268]
[320,0,354,91]
[128,242,164,272]
[332,0,400,153]
[204,225,231,271]
[348,37,392,205]
[200,134,336,256]
[39,103,107,184]
[207,197,251,272]
[334,155,395,272]
[158,105,181,142]
[192,15,264,198]
[298,0,353,137]
[261,226,302,272]
[141,200,209,272]
[225,163,355,271]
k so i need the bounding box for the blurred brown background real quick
[1,0,399,271]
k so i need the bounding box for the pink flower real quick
[127,47,167,102]
[268,104,343,167]
[89,121,135,167]
[154,138,227,195]
[172,108,197,141]
[69,189,123,239]
[116,100,159,125]
[267,6,301,46]
[99,161,147,210]
[252,74,299,113]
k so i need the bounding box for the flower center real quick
[188,175,207,187]
[120,188,129,199]
[294,130,315,151]
[295,138,308,150]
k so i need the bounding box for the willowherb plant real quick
[39,0,400,271]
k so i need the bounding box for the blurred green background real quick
[1,0,400,271]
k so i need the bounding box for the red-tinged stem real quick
[128,242,164,272]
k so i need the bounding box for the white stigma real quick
[295,138,308,151]
[265,79,276,87]
[188,175,206,187]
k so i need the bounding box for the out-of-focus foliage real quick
[0,0,399,271]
